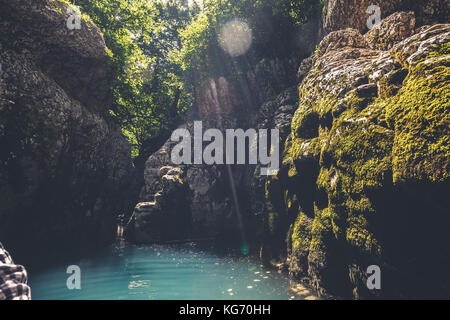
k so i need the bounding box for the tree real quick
[70,0,193,157]
[177,0,324,105]
[67,0,324,157]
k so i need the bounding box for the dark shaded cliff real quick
[0,0,139,264]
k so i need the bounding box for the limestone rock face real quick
[364,11,416,50]
[0,0,111,112]
[323,0,401,34]
[0,0,137,261]
[417,0,450,26]
[257,87,298,139]
[267,11,450,298]
[130,87,298,245]
[322,0,449,35]
[129,122,234,243]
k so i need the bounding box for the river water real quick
[29,243,295,300]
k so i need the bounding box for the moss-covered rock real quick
[266,16,450,298]
[384,47,450,182]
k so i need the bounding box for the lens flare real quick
[219,19,252,57]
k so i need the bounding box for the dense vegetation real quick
[66,0,323,157]
[67,0,193,157]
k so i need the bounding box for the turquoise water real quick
[29,243,293,300]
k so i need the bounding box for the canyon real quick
[0,0,449,299]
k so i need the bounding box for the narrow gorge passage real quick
[0,0,449,302]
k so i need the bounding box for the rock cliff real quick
[268,9,449,298]
[129,86,298,245]
[0,0,138,263]
[323,0,449,34]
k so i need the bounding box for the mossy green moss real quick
[325,119,394,193]
[284,189,300,217]
[382,47,450,183]
[346,213,381,255]
[292,213,313,251]
[286,136,322,164]
[308,206,337,260]
[347,91,373,111]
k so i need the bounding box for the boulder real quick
[0,0,112,112]
[322,0,401,34]
[129,122,235,243]
[365,11,416,50]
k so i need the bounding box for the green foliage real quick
[178,0,324,84]
[65,0,323,156]
[286,0,325,25]
[69,0,193,156]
